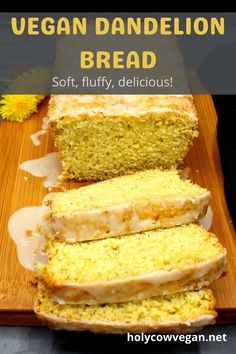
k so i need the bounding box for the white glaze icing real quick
[51,252,226,304]
[20,152,62,188]
[7,194,54,271]
[50,194,210,242]
[30,116,49,146]
[199,206,213,231]
[42,116,49,130]
[30,130,47,146]
[48,95,198,122]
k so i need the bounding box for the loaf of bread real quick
[46,169,210,243]
[35,285,217,334]
[48,95,198,181]
[37,224,226,305]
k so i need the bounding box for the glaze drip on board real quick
[7,194,54,271]
[30,117,49,146]
[20,152,62,188]
[199,206,213,231]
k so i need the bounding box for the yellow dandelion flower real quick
[0,95,39,122]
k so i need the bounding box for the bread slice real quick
[46,169,210,243]
[48,95,198,181]
[38,224,226,305]
[35,285,216,334]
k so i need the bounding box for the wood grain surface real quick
[0,95,235,325]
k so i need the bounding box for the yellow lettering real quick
[41,17,54,35]
[57,17,70,35]
[144,17,158,35]
[173,18,184,35]
[127,17,141,35]
[111,17,125,35]
[127,51,140,68]
[160,17,172,35]
[211,17,224,35]
[11,17,25,35]
[72,17,87,35]
[96,17,109,35]
[81,51,94,68]
[194,17,208,35]
[28,17,39,35]
[142,51,156,68]
[185,17,192,35]
[97,52,111,68]
[113,51,125,68]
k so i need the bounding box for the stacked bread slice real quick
[35,169,227,333]
[46,169,210,242]
[35,285,216,334]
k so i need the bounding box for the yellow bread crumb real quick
[49,169,208,214]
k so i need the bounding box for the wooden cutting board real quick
[0,95,235,325]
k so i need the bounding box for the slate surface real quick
[0,325,236,354]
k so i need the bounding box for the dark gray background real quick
[0,325,236,354]
[0,13,236,94]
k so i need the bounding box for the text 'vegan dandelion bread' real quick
[48,95,198,181]
[47,169,210,243]
[38,224,226,305]
[35,285,216,334]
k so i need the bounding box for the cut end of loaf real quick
[48,95,198,181]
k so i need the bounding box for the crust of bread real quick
[48,95,198,122]
[48,194,210,242]
[43,252,226,305]
[35,311,216,334]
